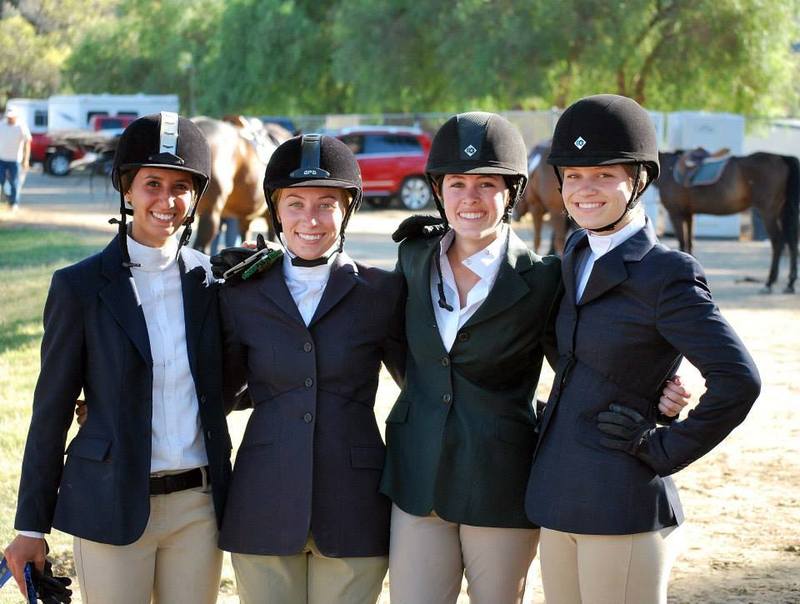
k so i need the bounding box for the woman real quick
[380,111,562,604]
[525,94,761,603]
[3,113,235,603]
[217,134,406,604]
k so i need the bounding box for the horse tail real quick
[780,155,800,250]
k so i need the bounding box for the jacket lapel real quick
[179,251,213,378]
[409,236,441,325]
[98,236,152,366]
[462,229,532,329]
[258,260,306,325]
[561,231,588,306]
[309,253,358,327]
[578,220,657,305]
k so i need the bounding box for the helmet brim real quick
[426,162,524,177]
[277,178,360,190]
[114,162,210,192]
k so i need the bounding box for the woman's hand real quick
[658,375,691,418]
[75,399,86,427]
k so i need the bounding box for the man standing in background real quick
[0,107,32,211]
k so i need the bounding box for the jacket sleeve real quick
[382,276,407,388]
[219,287,250,413]
[14,270,85,532]
[639,254,761,476]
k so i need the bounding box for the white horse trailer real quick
[47,94,179,131]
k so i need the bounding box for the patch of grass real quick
[0,227,107,591]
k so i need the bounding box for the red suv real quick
[334,126,433,210]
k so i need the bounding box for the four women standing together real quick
[5,95,758,604]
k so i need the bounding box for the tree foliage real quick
[5,0,798,116]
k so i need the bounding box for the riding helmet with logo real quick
[548,94,660,232]
[547,94,659,183]
[112,112,211,195]
[263,134,363,258]
[426,111,529,220]
[110,112,211,266]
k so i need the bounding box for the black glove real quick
[30,560,72,604]
[210,246,257,280]
[597,404,657,456]
[392,215,447,242]
[211,235,282,284]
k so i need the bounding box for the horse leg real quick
[666,211,687,252]
[194,209,222,254]
[685,214,695,256]
[787,240,797,293]
[760,217,782,294]
[553,213,569,256]
[532,206,544,254]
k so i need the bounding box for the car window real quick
[339,134,364,155]
[361,134,422,155]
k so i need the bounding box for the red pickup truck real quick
[32,115,136,176]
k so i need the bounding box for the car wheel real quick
[46,151,72,176]
[399,176,432,210]
[364,196,392,209]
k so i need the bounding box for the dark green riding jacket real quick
[380,228,562,528]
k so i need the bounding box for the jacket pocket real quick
[385,398,410,424]
[350,446,386,469]
[65,435,112,462]
[496,417,537,448]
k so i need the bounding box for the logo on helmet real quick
[464,145,477,157]
[574,136,587,150]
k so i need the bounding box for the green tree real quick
[64,0,223,113]
[0,0,115,105]
[198,0,344,115]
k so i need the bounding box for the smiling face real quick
[276,187,346,260]
[440,173,508,249]
[126,168,195,248]
[561,164,641,233]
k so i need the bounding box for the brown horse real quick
[191,116,292,252]
[656,151,799,293]
[512,141,571,255]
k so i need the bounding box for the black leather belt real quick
[149,467,206,496]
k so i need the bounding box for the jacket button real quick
[458,332,470,342]
[303,412,313,423]
[304,377,314,388]
[206,430,212,439]
[441,356,450,367]
[442,393,452,404]
[199,394,207,403]
[303,342,313,352]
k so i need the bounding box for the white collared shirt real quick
[281,249,336,326]
[127,235,208,474]
[575,212,647,300]
[430,226,508,351]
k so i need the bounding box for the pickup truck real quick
[32,115,136,176]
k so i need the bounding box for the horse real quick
[656,151,799,293]
[512,141,571,255]
[191,116,292,252]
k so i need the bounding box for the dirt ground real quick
[2,169,799,603]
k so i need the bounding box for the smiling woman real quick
[275,186,347,261]
[126,168,195,247]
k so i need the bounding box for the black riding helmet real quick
[426,111,529,223]
[263,134,362,266]
[111,112,212,266]
[548,94,660,232]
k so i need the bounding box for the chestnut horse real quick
[191,117,292,252]
[657,151,799,293]
[512,141,571,255]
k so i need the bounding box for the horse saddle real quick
[673,147,731,187]
[224,115,279,165]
